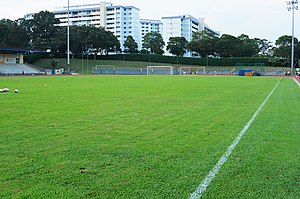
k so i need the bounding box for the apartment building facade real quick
[25,2,220,57]
[25,2,141,51]
[140,19,163,45]
[161,15,220,56]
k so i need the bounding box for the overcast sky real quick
[1,0,299,43]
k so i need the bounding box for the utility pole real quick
[287,0,298,75]
[67,0,70,71]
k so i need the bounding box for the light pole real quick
[287,0,298,75]
[67,0,70,71]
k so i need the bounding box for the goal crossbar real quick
[147,66,174,75]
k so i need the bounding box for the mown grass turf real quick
[202,78,300,198]
[0,76,298,198]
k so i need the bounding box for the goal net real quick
[93,65,116,74]
[179,66,205,75]
[147,66,174,75]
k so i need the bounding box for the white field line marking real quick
[190,81,281,199]
[293,78,300,87]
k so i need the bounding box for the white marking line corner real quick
[293,78,300,87]
[190,81,280,199]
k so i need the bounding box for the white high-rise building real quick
[140,19,162,45]
[198,18,221,37]
[162,15,220,57]
[25,2,141,51]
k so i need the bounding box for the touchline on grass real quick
[190,80,281,199]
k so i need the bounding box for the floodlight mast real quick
[287,0,298,75]
[67,0,70,71]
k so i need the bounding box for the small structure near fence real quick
[45,68,64,75]
[236,63,265,76]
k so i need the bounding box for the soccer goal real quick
[93,65,116,74]
[179,66,205,75]
[146,66,174,75]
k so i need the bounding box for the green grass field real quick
[0,75,299,198]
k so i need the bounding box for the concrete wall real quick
[0,53,23,64]
[0,53,4,64]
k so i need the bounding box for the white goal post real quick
[179,66,205,75]
[146,66,174,75]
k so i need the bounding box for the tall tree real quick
[70,26,90,57]
[187,30,218,57]
[0,19,28,47]
[255,38,273,56]
[215,34,242,58]
[104,30,120,54]
[48,26,66,54]
[124,35,138,53]
[30,11,60,49]
[273,35,296,58]
[142,32,165,55]
[87,26,120,59]
[167,36,188,56]
[273,35,299,66]
[237,34,259,57]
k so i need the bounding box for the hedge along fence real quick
[25,52,269,67]
[96,54,269,67]
[24,53,66,64]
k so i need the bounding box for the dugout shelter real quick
[0,47,47,75]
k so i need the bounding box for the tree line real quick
[0,10,299,66]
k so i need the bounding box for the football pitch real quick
[0,75,299,198]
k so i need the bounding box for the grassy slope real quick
[34,58,179,74]
[0,76,298,198]
[33,58,288,74]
